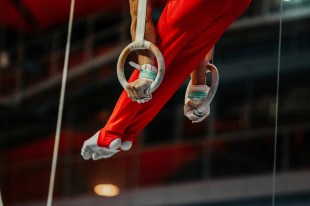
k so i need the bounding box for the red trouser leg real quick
[98,0,251,146]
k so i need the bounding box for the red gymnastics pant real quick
[98,0,251,146]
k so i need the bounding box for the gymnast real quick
[81,0,251,160]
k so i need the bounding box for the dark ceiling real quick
[0,0,164,30]
[0,0,122,30]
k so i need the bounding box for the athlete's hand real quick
[184,100,210,123]
[126,63,157,103]
[81,131,120,160]
[184,85,210,123]
[126,78,152,103]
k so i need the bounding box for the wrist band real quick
[139,69,157,81]
[188,91,208,100]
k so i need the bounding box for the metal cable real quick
[46,0,75,205]
[0,189,3,206]
[272,1,284,205]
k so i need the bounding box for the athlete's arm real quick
[126,0,157,103]
[184,47,216,123]
[190,47,214,85]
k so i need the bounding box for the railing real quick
[0,2,130,104]
[1,0,310,105]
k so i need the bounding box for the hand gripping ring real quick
[117,40,165,93]
[185,63,219,107]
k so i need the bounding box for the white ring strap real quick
[135,0,147,46]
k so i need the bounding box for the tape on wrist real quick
[139,69,157,82]
[188,91,208,100]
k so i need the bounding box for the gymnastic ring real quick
[185,63,219,106]
[117,40,165,93]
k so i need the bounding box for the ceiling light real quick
[94,184,120,197]
[0,51,10,68]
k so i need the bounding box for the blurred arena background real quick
[0,0,310,205]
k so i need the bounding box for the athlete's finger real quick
[92,152,102,160]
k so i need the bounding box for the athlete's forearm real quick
[190,47,214,85]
